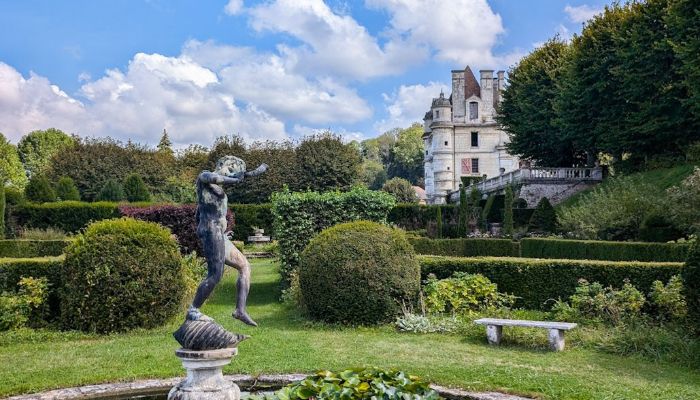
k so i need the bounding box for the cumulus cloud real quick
[247,0,426,80]
[367,0,514,68]
[374,81,446,133]
[224,0,244,15]
[564,4,602,23]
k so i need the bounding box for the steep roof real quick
[464,66,481,99]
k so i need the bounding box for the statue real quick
[186,156,268,327]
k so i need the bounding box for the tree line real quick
[498,0,699,170]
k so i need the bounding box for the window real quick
[469,102,478,120]
[447,166,450,170]
[425,150,428,155]
[435,110,440,119]
[444,141,448,146]
[471,131,479,147]
[472,158,479,174]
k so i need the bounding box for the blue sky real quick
[0,0,610,147]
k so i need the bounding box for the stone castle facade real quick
[423,66,518,204]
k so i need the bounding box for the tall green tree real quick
[503,186,514,237]
[529,197,557,234]
[97,179,125,202]
[358,159,387,190]
[25,175,56,203]
[0,187,5,239]
[458,185,468,237]
[55,176,81,201]
[296,132,361,192]
[389,123,424,183]
[499,38,581,166]
[0,133,28,189]
[157,129,174,156]
[17,128,74,177]
[667,0,700,132]
[123,174,151,202]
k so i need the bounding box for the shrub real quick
[299,221,420,325]
[423,272,515,315]
[552,279,645,325]
[0,258,61,323]
[0,277,48,331]
[60,218,184,333]
[513,208,534,228]
[96,179,125,202]
[457,186,467,237]
[55,176,80,201]
[481,194,495,225]
[381,177,417,203]
[520,238,690,262]
[24,175,56,203]
[229,203,273,241]
[0,187,4,239]
[649,275,687,321]
[271,187,395,288]
[19,227,68,240]
[666,167,700,235]
[682,242,700,329]
[0,240,70,258]
[435,206,443,238]
[118,204,233,255]
[265,368,440,400]
[418,256,683,310]
[638,213,684,242]
[503,186,514,236]
[529,197,556,233]
[123,174,151,202]
[409,238,519,257]
[14,201,120,233]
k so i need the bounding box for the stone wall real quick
[518,182,598,207]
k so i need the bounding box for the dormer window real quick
[469,102,478,120]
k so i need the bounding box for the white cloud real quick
[367,0,514,69]
[374,81,446,133]
[224,0,244,15]
[247,0,426,80]
[564,4,602,24]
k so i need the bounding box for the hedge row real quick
[419,255,684,309]
[229,203,273,241]
[0,257,65,320]
[520,238,690,262]
[409,238,520,257]
[14,201,121,233]
[0,240,72,258]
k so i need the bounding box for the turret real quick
[431,91,452,122]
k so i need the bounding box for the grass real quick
[1,258,699,399]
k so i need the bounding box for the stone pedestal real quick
[168,348,240,400]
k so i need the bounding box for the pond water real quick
[101,390,273,400]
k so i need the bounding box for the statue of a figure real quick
[187,156,268,327]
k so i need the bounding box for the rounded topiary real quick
[299,221,420,325]
[60,218,184,333]
[682,242,700,330]
[97,179,125,202]
[55,176,80,201]
[529,197,557,233]
[123,173,151,202]
[24,175,56,203]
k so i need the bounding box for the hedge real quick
[419,255,683,309]
[521,238,690,262]
[409,238,520,257]
[271,187,396,288]
[0,239,72,258]
[229,203,273,241]
[0,256,64,320]
[14,201,120,233]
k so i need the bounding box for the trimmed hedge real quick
[409,238,520,257]
[419,255,683,309]
[0,257,64,320]
[271,187,396,288]
[229,203,273,241]
[0,239,72,258]
[521,238,690,262]
[15,201,120,233]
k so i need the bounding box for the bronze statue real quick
[187,156,268,327]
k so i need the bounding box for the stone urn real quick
[168,348,241,400]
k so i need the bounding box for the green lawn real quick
[1,258,699,399]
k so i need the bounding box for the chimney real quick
[480,70,494,117]
[451,69,465,119]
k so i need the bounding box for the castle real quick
[423,66,518,204]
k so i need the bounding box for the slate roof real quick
[464,66,481,99]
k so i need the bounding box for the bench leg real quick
[548,329,565,351]
[486,325,502,345]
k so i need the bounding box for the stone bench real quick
[474,318,577,351]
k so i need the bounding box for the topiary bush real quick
[529,197,556,233]
[123,174,151,202]
[96,179,125,202]
[24,175,56,203]
[55,176,81,201]
[60,218,184,333]
[299,221,420,325]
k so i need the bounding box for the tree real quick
[529,197,557,234]
[503,186,514,237]
[97,179,125,202]
[207,135,246,171]
[667,0,700,131]
[17,128,74,177]
[381,177,417,204]
[359,160,387,190]
[435,206,443,239]
[25,175,56,203]
[296,132,361,192]
[0,133,28,189]
[157,129,174,156]
[0,187,5,239]
[499,38,582,166]
[123,174,151,202]
[55,176,81,201]
[389,123,424,183]
[458,185,468,237]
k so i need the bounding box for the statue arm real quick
[199,171,242,185]
[244,163,269,178]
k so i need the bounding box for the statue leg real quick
[189,230,226,320]
[224,240,257,327]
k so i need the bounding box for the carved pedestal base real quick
[168,348,240,400]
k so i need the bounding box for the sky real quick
[0,0,610,148]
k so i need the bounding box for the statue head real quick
[215,156,246,178]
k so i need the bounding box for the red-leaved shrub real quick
[118,204,234,255]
